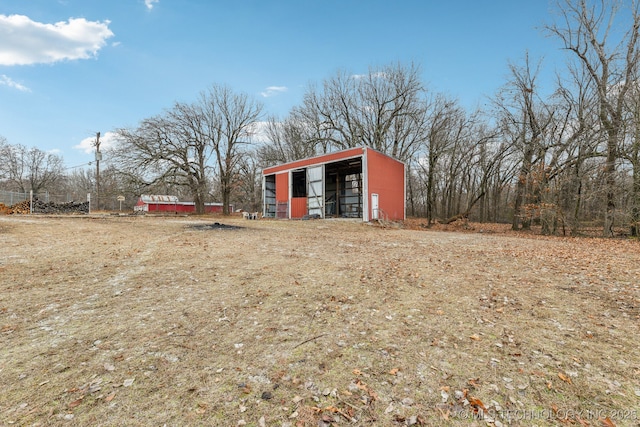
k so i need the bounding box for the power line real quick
[64,162,93,170]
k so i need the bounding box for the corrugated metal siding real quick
[290,197,307,218]
[140,202,226,213]
[366,149,406,220]
[275,172,289,203]
[263,147,365,175]
[140,195,179,203]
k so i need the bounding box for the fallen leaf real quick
[469,334,481,341]
[354,380,368,391]
[598,417,616,427]
[389,368,399,375]
[352,368,362,375]
[105,393,116,402]
[468,396,486,411]
[68,397,83,408]
[558,372,572,384]
[600,417,616,427]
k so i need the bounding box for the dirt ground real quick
[1,215,639,427]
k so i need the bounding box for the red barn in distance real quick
[262,147,405,221]
[134,195,229,214]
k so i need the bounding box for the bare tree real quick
[113,102,213,214]
[0,136,8,183]
[494,54,557,230]
[0,141,64,194]
[622,81,640,235]
[113,84,262,214]
[200,85,263,214]
[416,94,462,225]
[258,115,319,166]
[292,62,427,162]
[548,0,640,236]
[547,61,602,234]
[230,152,262,212]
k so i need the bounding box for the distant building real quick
[262,147,405,221]
[134,195,229,213]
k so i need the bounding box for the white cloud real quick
[245,121,271,143]
[0,74,30,92]
[0,14,114,66]
[352,71,388,80]
[74,131,118,154]
[260,86,287,98]
[145,0,160,10]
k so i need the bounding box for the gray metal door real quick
[307,165,323,217]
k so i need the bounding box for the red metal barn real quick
[262,147,405,221]
[134,195,228,213]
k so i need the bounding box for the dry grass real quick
[1,215,639,426]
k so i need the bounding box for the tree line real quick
[2,0,639,237]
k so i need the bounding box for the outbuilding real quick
[262,147,405,221]
[134,195,229,214]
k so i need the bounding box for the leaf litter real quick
[0,215,639,425]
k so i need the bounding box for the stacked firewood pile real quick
[1,200,89,214]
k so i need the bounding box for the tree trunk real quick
[222,185,232,215]
[426,155,436,225]
[631,154,640,237]
[603,131,617,238]
[512,146,533,230]
[193,191,205,215]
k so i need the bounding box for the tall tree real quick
[548,0,640,236]
[293,62,427,162]
[113,84,262,214]
[418,94,462,225]
[549,61,601,234]
[0,141,64,194]
[494,54,556,230]
[113,102,213,214]
[201,85,263,214]
[258,115,318,166]
[622,81,640,235]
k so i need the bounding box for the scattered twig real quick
[293,333,327,349]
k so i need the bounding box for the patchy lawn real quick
[1,215,639,426]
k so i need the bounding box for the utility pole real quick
[95,132,101,211]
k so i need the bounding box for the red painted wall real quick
[290,197,307,218]
[275,172,289,202]
[263,147,405,222]
[366,148,405,220]
[263,147,365,175]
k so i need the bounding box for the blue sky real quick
[0,0,563,168]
